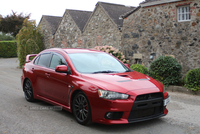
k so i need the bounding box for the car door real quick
[32,52,52,97]
[44,53,72,106]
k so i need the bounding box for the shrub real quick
[130,64,148,75]
[0,41,17,57]
[16,19,44,68]
[149,56,182,86]
[93,45,129,63]
[185,68,200,91]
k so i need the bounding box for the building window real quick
[178,6,191,22]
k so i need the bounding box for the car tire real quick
[72,91,92,125]
[23,79,35,102]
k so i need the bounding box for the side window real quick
[34,55,40,65]
[50,54,66,69]
[37,53,52,67]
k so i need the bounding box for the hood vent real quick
[117,74,129,77]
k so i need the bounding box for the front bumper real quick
[91,92,169,124]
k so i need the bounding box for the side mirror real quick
[55,65,68,73]
[125,64,130,68]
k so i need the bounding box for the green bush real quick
[130,64,148,75]
[0,41,17,57]
[149,56,182,86]
[185,68,200,91]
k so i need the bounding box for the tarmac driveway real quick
[0,58,200,134]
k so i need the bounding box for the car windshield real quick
[68,52,130,74]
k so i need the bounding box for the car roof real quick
[44,48,101,54]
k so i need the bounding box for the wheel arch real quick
[70,89,82,111]
[70,89,93,114]
[70,89,92,125]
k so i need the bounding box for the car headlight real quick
[98,89,129,100]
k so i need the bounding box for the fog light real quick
[106,112,113,119]
[105,112,123,120]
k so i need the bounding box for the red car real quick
[21,48,170,125]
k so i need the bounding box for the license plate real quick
[164,96,170,106]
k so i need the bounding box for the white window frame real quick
[177,5,191,22]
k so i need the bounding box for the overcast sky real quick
[0,0,144,24]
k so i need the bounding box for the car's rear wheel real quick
[72,92,92,125]
[24,79,35,102]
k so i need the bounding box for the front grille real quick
[135,92,163,101]
[128,92,165,123]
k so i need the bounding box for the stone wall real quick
[82,5,122,49]
[39,18,53,49]
[54,12,82,48]
[122,0,200,75]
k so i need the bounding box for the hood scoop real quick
[116,74,132,83]
[117,74,130,77]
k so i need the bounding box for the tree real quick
[16,18,44,68]
[0,11,30,37]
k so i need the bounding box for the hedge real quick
[185,68,200,91]
[149,56,182,86]
[0,41,17,58]
[130,64,148,75]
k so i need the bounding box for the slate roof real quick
[120,6,141,19]
[141,0,162,4]
[121,0,181,19]
[42,15,62,35]
[67,10,92,32]
[98,2,135,26]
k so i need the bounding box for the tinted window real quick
[37,53,51,67]
[34,55,40,65]
[50,54,66,69]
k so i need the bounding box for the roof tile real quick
[99,2,135,26]
[67,10,92,32]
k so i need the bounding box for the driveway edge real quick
[166,86,200,96]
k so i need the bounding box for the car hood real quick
[81,71,163,96]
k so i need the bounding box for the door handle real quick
[45,73,50,78]
[31,68,34,71]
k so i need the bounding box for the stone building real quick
[82,2,134,49]
[54,9,92,48]
[121,0,200,74]
[39,15,62,48]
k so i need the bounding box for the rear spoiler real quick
[26,54,38,63]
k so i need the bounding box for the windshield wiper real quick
[92,70,118,74]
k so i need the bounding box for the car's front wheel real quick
[23,79,35,102]
[72,91,92,125]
